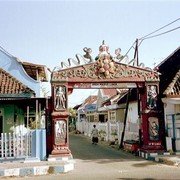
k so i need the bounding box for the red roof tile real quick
[84,95,97,105]
[0,68,34,95]
[164,70,180,96]
[101,89,117,98]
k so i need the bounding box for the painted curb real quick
[139,151,180,167]
[0,162,74,177]
[139,151,171,160]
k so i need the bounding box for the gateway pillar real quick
[49,83,72,159]
[140,83,164,152]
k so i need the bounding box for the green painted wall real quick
[0,104,25,133]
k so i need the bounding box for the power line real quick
[125,18,180,56]
[139,26,180,46]
[124,41,136,56]
[120,18,180,65]
[142,26,180,40]
[139,17,180,40]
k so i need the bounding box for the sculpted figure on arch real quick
[55,86,66,110]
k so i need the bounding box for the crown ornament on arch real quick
[95,40,117,78]
[52,40,159,81]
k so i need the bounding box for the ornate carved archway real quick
[49,42,164,158]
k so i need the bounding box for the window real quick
[109,111,116,121]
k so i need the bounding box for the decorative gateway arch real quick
[50,42,164,158]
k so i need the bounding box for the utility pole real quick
[119,89,130,149]
[133,39,139,66]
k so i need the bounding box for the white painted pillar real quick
[36,100,38,129]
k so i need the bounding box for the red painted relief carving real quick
[54,86,67,110]
[51,41,159,82]
[54,120,67,145]
[147,85,158,110]
[148,117,159,141]
[52,64,159,81]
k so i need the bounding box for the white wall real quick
[127,102,138,123]
[162,97,180,151]
[0,50,41,97]
[76,121,139,142]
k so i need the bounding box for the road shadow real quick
[132,161,157,167]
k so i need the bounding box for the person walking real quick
[91,124,99,145]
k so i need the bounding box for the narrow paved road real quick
[69,133,139,161]
[18,133,180,180]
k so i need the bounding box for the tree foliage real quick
[68,108,77,118]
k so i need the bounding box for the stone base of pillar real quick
[48,155,73,162]
[140,144,164,153]
[49,146,72,159]
[48,148,74,171]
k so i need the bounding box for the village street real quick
[12,133,180,180]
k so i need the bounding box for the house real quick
[117,88,139,141]
[75,88,139,143]
[97,89,117,122]
[98,89,127,122]
[98,88,139,142]
[0,47,50,160]
[157,47,180,152]
[76,95,97,133]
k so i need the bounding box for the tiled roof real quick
[22,61,48,82]
[164,70,180,96]
[78,95,97,111]
[0,47,48,82]
[83,95,97,105]
[101,89,117,97]
[156,47,180,68]
[102,89,128,105]
[157,47,180,96]
[0,68,34,95]
[118,88,137,104]
[73,104,82,110]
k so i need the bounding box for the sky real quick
[0,1,179,107]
